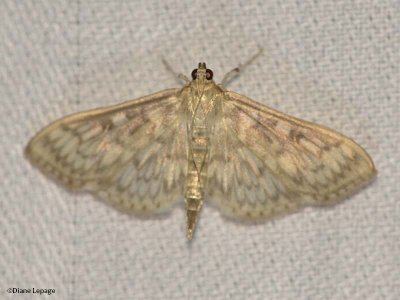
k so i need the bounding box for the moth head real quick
[191,62,213,81]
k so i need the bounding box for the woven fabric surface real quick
[1,1,399,299]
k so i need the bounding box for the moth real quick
[25,53,377,240]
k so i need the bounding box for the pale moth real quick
[25,51,377,240]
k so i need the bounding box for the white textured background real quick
[1,1,399,299]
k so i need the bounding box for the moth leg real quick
[162,57,190,84]
[220,47,263,87]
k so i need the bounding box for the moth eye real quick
[206,69,213,80]
[191,69,198,80]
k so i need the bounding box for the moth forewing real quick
[205,91,376,219]
[25,89,187,213]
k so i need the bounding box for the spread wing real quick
[207,91,377,219]
[25,89,187,213]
